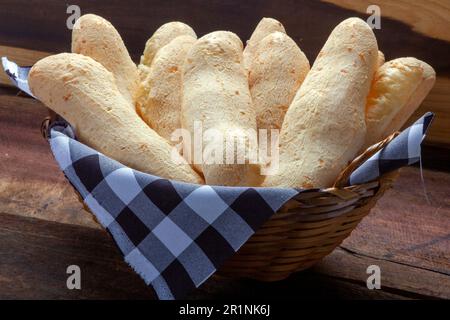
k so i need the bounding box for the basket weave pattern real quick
[218,172,397,281]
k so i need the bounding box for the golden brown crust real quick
[136,35,196,143]
[248,31,310,130]
[140,21,196,67]
[365,57,436,147]
[264,18,378,188]
[181,31,262,186]
[243,17,286,71]
[29,53,203,184]
[72,14,139,106]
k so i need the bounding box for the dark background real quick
[0,0,448,70]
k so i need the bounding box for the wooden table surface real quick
[0,0,449,300]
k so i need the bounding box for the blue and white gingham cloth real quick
[2,57,434,299]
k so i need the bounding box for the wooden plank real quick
[322,0,450,42]
[0,45,51,87]
[0,87,98,228]
[203,273,408,300]
[3,210,449,299]
[0,211,154,299]
[342,166,450,276]
[0,211,423,299]
[314,247,450,299]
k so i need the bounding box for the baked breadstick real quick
[29,53,203,184]
[140,21,196,67]
[248,31,310,130]
[136,35,196,143]
[365,57,436,147]
[72,14,139,105]
[264,18,378,188]
[243,17,286,70]
[182,31,262,186]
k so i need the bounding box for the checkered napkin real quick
[2,57,434,299]
[1,57,34,97]
[49,122,298,299]
[349,113,434,185]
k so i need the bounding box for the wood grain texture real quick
[322,0,450,42]
[0,212,153,299]
[342,166,450,276]
[0,45,51,87]
[314,247,450,299]
[1,211,448,300]
[0,87,98,228]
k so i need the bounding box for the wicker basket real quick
[219,133,399,281]
[42,113,399,282]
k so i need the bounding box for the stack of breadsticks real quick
[28,14,435,188]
